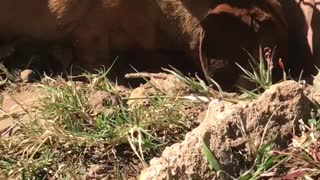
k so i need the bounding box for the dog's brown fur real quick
[148,0,288,90]
[0,0,290,91]
[0,0,157,71]
[149,0,212,69]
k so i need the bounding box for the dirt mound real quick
[140,80,311,179]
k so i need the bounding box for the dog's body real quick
[0,0,157,71]
[0,0,305,91]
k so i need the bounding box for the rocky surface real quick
[140,80,312,179]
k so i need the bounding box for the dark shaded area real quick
[201,13,256,91]
[0,39,71,77]
[109,47,205,86]
[282,1,317,79]
[312,3,320,68]
[0,37,203,88]
[200,2,288,92]
[199,0,319,92]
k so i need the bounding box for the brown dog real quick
[0,0,292,91]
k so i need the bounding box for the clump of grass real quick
[240,138,287,180]
[236,46,286,99]
[0,69,192,179]
[252,116,320,179]
[163,66,223,97]
[203,135,289,180]
[279,117,320,178]
[163,66,239,103]
[80,65,118,93]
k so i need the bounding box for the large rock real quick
[140,80,311,179]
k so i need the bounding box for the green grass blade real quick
[202,139,221,172]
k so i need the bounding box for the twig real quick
[125,72,169,79]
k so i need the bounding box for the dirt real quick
[0,85,39,135]
[140,80,313,179]
[88,90,117,116]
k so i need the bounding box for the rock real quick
[20,69,34,83]
[140,80,311,179]
[304,69,320,103]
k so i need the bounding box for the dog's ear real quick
[205,4,272,32]
[206,4,253,30]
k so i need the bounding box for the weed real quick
[236,46,286,99]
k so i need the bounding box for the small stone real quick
[20,69,34,83]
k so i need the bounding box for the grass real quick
[236,46,286,99]
[0,69,198,179]
[163,66,239,103]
